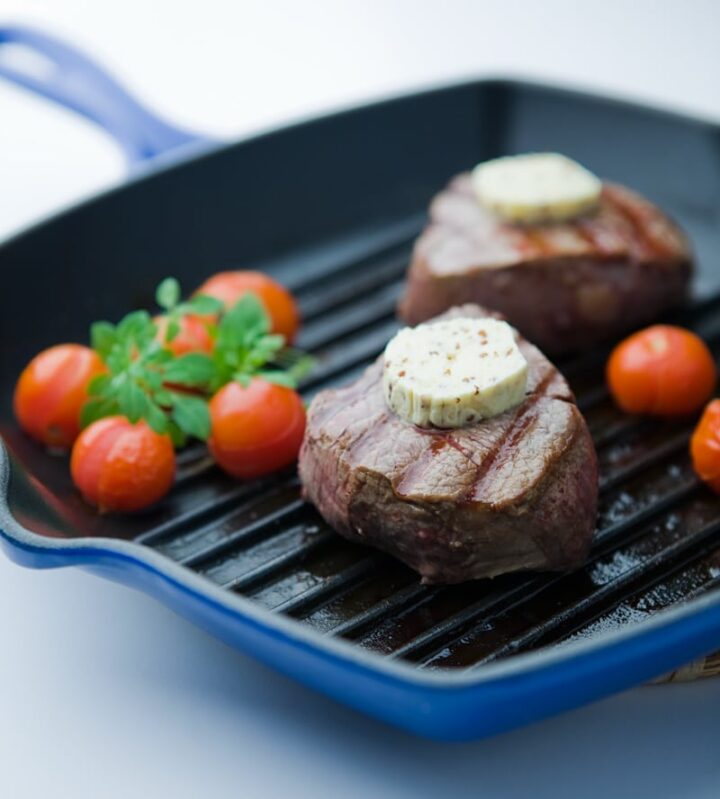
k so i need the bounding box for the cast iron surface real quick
[2,78,720,739]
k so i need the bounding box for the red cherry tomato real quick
[14,344,107,448]
[71,416,175,512]
[155,314,214,356]
[208,378,306,479]
[691,399,720,494]
[195,271,299,343]
[607,325,716,417]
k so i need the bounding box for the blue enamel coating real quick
[0,25,209,165]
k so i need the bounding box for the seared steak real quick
[399,176,692,355]
[299,305,598,584]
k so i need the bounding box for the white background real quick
[1,1,720,797]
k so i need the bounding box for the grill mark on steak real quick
[392,366,561,504]
[522,361,570,403]
[517,228,555,258]
[346,410,392,463]
[465,401,536,503]
[464,367,561,502]
[423,434,472,459]
[603,184,672,261]
[573,217,618,256]
[393,430,475,498]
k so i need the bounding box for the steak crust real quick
[399,177,692,355]
[299,305,598,584]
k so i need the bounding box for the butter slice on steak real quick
[399,176,692,356]
[299,305,598,584]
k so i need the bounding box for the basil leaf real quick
[257,370,296,389]
[153,389,174,407]
[90,321,116,358]
[248,334,285,367]
[188,294,223,316]
[106,348,129,373]
[137,319,159,350]
[144,372,164,393]
[87,373,113,396]
[286,353,315,383]
[165,317,181,343]
[163,353,216,386]
[118,380,150,423]
[169,393,211,440]
[255,334,285,353]
[145,401,169,434]
[233,372,252,388]
[221,294,270,347]
[167,421,188,449]
[156,277,181,311]
[80,396,119,428]
[117,309,152,341]
[145,347,173,366]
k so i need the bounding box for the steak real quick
[399,176,692,355]
[299,305,598,584]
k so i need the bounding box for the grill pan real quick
[1,27,720,741]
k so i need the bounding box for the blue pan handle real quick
[0,25,210,166]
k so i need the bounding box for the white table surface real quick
[1,2,720,797]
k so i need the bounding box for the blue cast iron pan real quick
[1,25,720,741]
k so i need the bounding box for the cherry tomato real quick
[155,314,214,356]
[691,400,720,493]
[13,344,107,448]
[71,416,175,513]
[208,378,306,479]
[607,325,716,417]
[195,271,299,343]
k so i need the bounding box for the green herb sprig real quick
[81,278,315,447]
[209,293,315,392]
[83,309,215,446]
[154,277,223,344]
